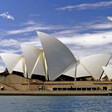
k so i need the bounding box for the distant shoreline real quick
[0,91,112,96]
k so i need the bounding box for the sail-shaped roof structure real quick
[13,56,27,77]
[21,44,45,78]
[80,54,111,80]
[102,66,112,80]
[37,31,77,80]
[0,53,22,74]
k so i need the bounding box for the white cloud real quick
[0,12,14,21]
[0,36,42,54]
[7,25,49,34]
[0,66,5,73]
[7,19,112,36]
[0,39,19,47]
[57,1,112,11]
[58,31,112,47]
[22,20,36,25]
[89,22,112,29]
[7,24,66,35]
[0,48,21,54]
[107,16,112,21]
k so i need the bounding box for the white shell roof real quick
[63,63,76,78]
[37,31,77,80]
[102,66,112,80]
[80,54,111,80]
[13,56,27,78]
[63,63,91,78]
[32,52,46,77]
[21,44,43,78]
[76,64,91,78]
[21,45,45,78]
[0,53,22,74]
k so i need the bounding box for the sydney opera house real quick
[0,31,112,92]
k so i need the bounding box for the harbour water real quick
[0,96,112,112]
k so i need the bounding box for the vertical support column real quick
[74,62,77,81]
[42,52,48,81]
[22,56,26,78]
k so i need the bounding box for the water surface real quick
[0,96,112,112]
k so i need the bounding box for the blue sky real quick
[0,0,112,70]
